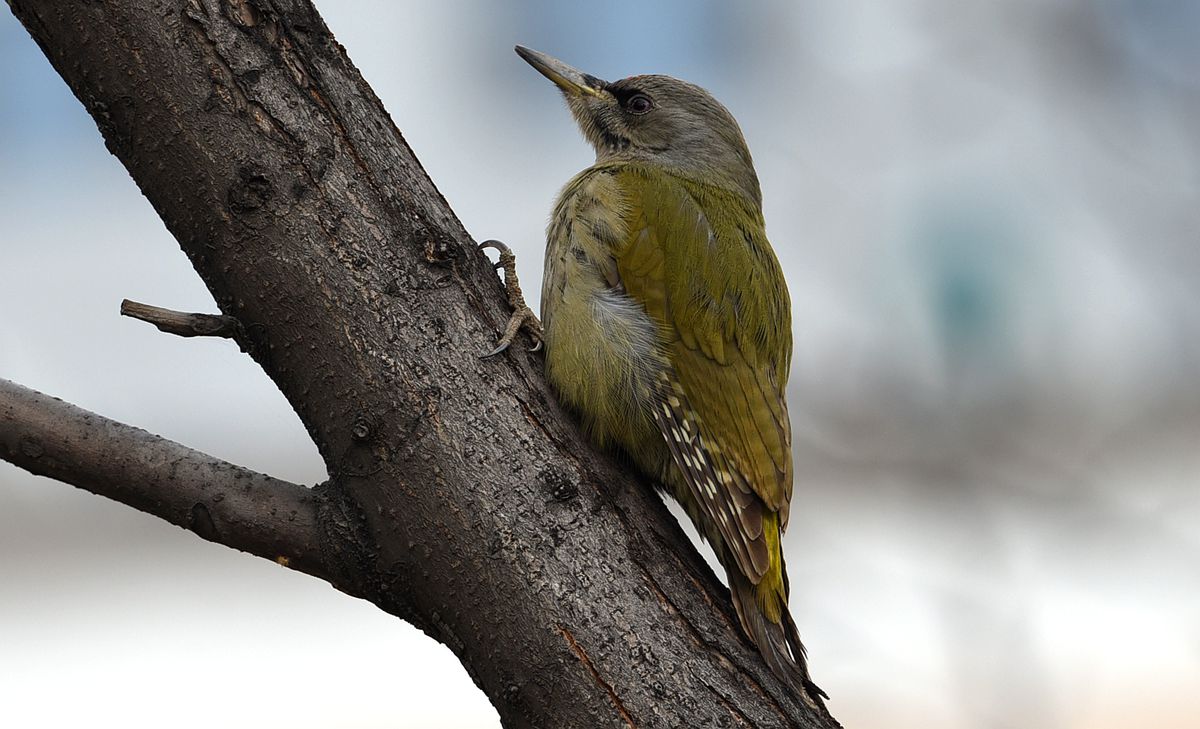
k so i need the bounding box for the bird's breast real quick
[540,169,667,458]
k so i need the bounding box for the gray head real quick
[516,46,761,205]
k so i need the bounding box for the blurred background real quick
[2,1,1198,727]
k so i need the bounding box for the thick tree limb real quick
[5,1,839,726]
[0,378,329,581]
[121,298,245,340]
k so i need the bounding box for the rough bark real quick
[4,1,840,727]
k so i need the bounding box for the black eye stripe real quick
[607,85,653,115]
[606,84,645,105]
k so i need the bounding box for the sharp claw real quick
[478,239,511,255]
[482,311,542,359]
[481,340,511,358]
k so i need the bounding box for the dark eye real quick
[625,94,653,115]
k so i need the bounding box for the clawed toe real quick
[482,306,543,358]
[479,239,544,357]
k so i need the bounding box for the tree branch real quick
[120,298,244,339]
[0,378,330,582]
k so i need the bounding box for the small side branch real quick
[121,298,243,339]
[0,378,331,582]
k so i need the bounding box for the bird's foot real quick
[479,239,544,357]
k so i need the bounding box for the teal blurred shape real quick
[910,195,1029,374]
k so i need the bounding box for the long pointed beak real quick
[515,46,606,97]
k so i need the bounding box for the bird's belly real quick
[542,275,668,470]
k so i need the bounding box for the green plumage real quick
[517,46,824,704]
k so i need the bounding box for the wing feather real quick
[611,166,793,581]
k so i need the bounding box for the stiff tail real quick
[730,573,828,706]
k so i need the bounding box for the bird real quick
[485,45,824,705]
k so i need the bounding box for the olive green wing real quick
[613,166,793,583]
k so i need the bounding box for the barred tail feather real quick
[730,574,828,706]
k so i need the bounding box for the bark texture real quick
[4,1,840,727]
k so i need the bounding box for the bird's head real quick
[516,46,761,205]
